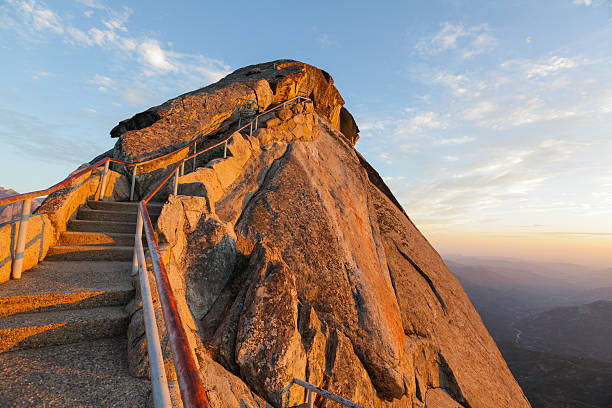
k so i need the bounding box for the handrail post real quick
[180,162,185,176]
[249,122,253,137]
[11,197,32,279]
[307,390,313,408]
[173,169,179,195]
[132,207,144,276]
[254,116,258,130]
[97,160,110,201]
[192,141,197,171]
[130,165,138,201]
[224,140,228,159]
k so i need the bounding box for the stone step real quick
[68,219,137,234]
[77,208,139,223]
[0,306,128,353]
[45,246,133,262]
[59,231,134,246]
[87,200,163,215]
[0,337,151,407]
[0,261,133,316]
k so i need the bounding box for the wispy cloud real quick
[437,136,475,145]
[398,138,589,229]
[0,108,100,164]
[9,0,63,33]
[502,55,585,78]
[5,0,231,106]
[32,70,53,79]
[572,0,592,5]
[395,111,447,138]
[416,22,497,59]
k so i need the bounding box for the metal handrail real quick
[282,378,365,408]
[0,96,264,280]
[134,223,172,407]
[133,96,311,407]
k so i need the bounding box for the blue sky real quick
[1,0,611,266]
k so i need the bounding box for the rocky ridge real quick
[115,60,530,408]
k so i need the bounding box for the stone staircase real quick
[0,200,162,407]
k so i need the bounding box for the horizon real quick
[1,0,610,267]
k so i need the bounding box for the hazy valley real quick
[446,255,612,407]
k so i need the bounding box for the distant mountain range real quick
[518,300,612,361]
[445,255,612,407]
[0,187,43,224]
[500,343,612,408]
[446,255,612,342]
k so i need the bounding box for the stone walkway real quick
[0,200,161,406]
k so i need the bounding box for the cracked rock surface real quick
[121,62,530,408]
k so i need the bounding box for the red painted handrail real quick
[4,95,311,407]
[0,103,234,208]
[140,203,211,407]
[137,96,311,406]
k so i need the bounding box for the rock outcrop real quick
[115,60,530,408]
[110,60,359,162]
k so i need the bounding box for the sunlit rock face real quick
[118,61,531,408]
[110,60,359,162]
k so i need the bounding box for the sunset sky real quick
[1,0,610,267]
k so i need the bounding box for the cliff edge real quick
[114,60,530,408]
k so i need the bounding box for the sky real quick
[1,0,611,268]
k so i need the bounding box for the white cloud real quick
[139,39,177,73]
[88,74,114,91]
[359,121,386,132]
[5,0,232,106]
[32,70,53,79]
[502,55,583,78]
[431,23,467,51]
[398,138,588,229]
[573,0,592,5]
[437,136,475,145]
[398,112,446,136]
[463,101,497,120]
[417,22,497,59]
[478,96,577,129]
[90,74,113,87]
[378,152,393,164]
[10,0,63,33]
[383,176,406,182]
[432,71,485,98]
[525,56,580,78]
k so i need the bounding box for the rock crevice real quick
[120,62,530,408]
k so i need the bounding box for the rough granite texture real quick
[111,60,359,162]
[119,63,530,408]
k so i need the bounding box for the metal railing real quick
[1,95,312,408]
[131,95,311,407]
[0,97,251,280]
[282,378,365,408]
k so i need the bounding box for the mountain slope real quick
[116,60,530,407]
